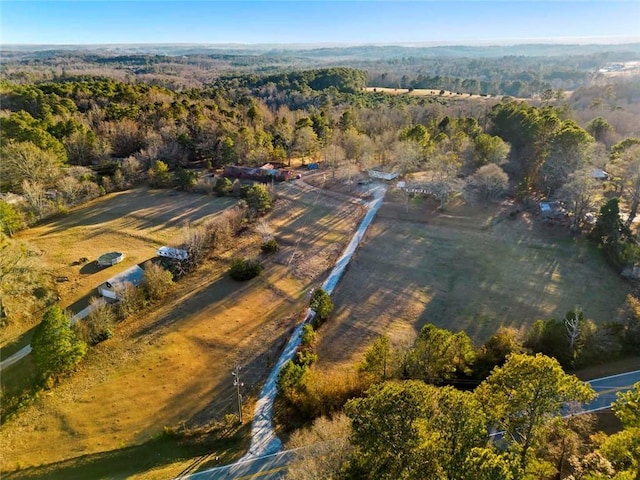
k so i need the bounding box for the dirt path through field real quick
[244,184,387,459]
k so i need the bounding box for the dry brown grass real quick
[364,86,494,99]
[2,187,236,346]
[0,181,363,472]
[315,193,630,374]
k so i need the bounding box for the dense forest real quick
[3,43,640,93]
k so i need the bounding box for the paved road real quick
[581,369,640,413]
[179,450,294,480]
[0,344,32,370]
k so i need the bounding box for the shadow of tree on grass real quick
[3,423,250,480]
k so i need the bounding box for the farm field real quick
[2,187,237,347]
[364,86,496,99]
[315,193,630,372]
[0,181,364,477]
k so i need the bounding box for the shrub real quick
[148,160,173,188]
[0,201,24,236]
[277,359,307,395]
[175,168,197,191]
[295,324,319,368]
[300,324,317,348]
[239,184,252,199]
[75,297,115,345]
[229,257,262,281]
[214,177,233,197]
[143,262,174,300]
[310,288,333,327]
[246,184,272,215]
[101,175,115,193]
[261,238,279,254]
[296,349,318,367]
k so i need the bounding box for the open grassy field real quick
[2,187,237,348]
[0,181,363,477]
[364,86,496,99]
[315,192,630,372]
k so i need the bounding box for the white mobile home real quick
[157,246,189,261]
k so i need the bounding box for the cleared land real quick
[2,187,236,347]
[364,86,495,99]
[316,192,630,372]
[1,181,363,476]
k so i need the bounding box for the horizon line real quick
[3,36,640,49]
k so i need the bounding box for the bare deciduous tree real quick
[1,141,63,191]
[57,176,83,204]
[182,222,209,266]
[115,281,145,320]
[322,143,346,180]
[565,307,582,353]
[558,169,602,232]
[120,156,144,184]
[255,219,273,241]
[21,179,49,217]
[286,413,352,480]
[391,141,423,175]
[75,297,116,345]
[465,164,509,203]
[143,263,174,301]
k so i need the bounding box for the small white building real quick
[97,265,145,300]
[591,168,609,180]
[157,246,189,261]
[368,170,399,181]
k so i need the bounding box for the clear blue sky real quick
[1,1,639,45]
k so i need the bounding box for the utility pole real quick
[232,365,244,424]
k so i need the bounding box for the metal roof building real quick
[97,265,145,300]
